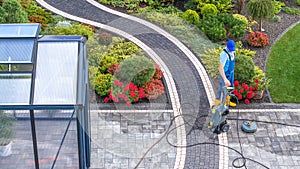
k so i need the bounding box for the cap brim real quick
[228,47,235,51]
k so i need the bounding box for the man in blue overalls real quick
[215,40,236,107]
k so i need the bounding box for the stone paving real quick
[227,110,300,169]
[0,111,78,169]
[90,110,177,169]
[3,0,298,169]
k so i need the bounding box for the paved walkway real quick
[35,0,300,169]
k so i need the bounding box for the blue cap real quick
[227,40,235,51]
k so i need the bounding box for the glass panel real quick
[0,39,34,63]
[0,24,40,38]
[34,42,78,105]
[0,110,35,168]
[34,110,79,169]
[0,64,33,72]
[0,74,31,105]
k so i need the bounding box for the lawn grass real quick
[266,23,300,103]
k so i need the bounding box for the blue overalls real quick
[216,49,235,100]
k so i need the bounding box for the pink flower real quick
[118,93,125,99]
[244,99,250,104]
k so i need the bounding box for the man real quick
[215,40,236,107]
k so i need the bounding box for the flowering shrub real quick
[104,80,146,106]
[234,77,270,104]
[107,63,120,74]
[233,80,255,104]
[251,77,271,91]
[234,81,255,104]
[247,31,269,47]
[153,63,163,79]
[143,78,165,99]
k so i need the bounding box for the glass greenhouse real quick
[0,23,90,169]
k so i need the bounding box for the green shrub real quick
[115,56,155,87]
[201,4,218,18]
[22,0,53,30]
[196,16,226,42]
[50,22,94,39]
[201,47,223,78]
[187,0,233,14]
[0,111,16,145]
[94,73,113,96]
[87,37,108,67]
[271,15,281,22]
[297,0,300,6]
[98,55,118,73]
[233,13,254,32]
[97,31,113,45]
[182,9,199,24]
[197,13,247,42]
[236,48,256,58]
[235,54,255,83]
[282,7,300,15]
[273,0,285,14]
[233,14,248,25]
[106,40,143,61]
[89,66,99,90]
[218,13,247,39]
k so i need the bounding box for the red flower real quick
[233,89,239,96]
[242,83,249,90]
[247,91,254,99]
[112,96,119,102]
[244,99,250,104]
[129,91,136,97]
[249,86,254,91]
[234,80,239,87]
[138,88,145,98]
[104,97,110,103]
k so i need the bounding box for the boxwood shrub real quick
[234,54,255,83]
[115,56,155,87]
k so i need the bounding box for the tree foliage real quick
[246,0,275,31]
[0,0,28,23]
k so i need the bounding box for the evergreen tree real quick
[246,0,275,31]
